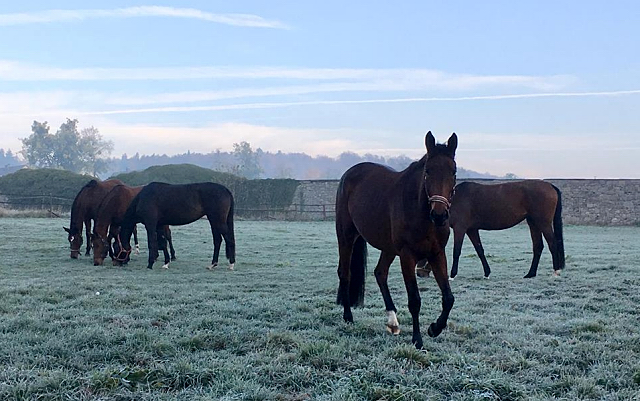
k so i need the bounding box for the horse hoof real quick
[449,277,455,282]
[228,263,235,270]
[386,324,401,335]
[412,338,424,349]
[524,273,536,279]
[483,276,490,280]
[553,270,561,277]
[162,264,169,269]
[207,263,217,270]
[427,323,441,338]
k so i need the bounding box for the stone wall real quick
[289,178,640,226]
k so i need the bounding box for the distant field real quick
[1,219,639,400]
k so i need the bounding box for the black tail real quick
[337,236,367,307]
[552,185,565,270]
[224,194,236,264]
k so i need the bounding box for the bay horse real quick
[64,178,124,258]
[446,180,565,279]
[336,132,458,349]
[91,184,176,266]
[112,182,235,270]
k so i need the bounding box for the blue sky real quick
[1,1,639,178]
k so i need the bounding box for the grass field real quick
[0,218,639,400]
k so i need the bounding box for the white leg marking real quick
[483,276,490,280]
[162,262,170,269]
[449,277,455,282]
[386,310,400,335]
[207,263,218,270]
[553,270,561,277]
[135,245,140,255]
[228,263,235,270]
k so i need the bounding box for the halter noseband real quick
[427,194,452,209]
[113,234,132,262]
[69,235,81,253]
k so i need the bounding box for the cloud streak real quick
[75,88,640,116]
[0,6,288,29]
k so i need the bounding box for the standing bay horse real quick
[112,182,235,270]
[336,132,458,349]
[64,178,124,258]
[91,184,176,266]
[446,180,565,279]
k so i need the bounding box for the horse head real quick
[91,231,111,266]
[64,226,82,259]
[423,131,457,226]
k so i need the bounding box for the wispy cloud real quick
[77,89,640,115]
[0,6,288,29]
[0,60,573,94]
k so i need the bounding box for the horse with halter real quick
[112,182,235,270]
[91,184,176,266]
[335,132,458,348]
[64,178,124,258]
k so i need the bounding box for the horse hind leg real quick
[466,229,491,278]
[206,230,223,270]
[374,251,399,335]
[524,220,544,278]
[541,226,560,276]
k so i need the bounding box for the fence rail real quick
[0,194,336,221]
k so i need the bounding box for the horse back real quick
[70,178,125,229]
[138,182,233,226]
[337,162,422,252]
[452,180,558,230]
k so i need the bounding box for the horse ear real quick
[425,131,436,153]
[447,133,458,155]
[63,227,70,233]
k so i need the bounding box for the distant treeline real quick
[107,149,499,180]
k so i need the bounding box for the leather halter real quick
[113,234,132,262]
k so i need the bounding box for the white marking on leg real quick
[162,262,169,269]
[553,270,561,277]
[386,310,400,335]
[207,263,217,270]
[228,263,235,270]
[483,276,490,280]
[135,245,140,255]
[449,277,455,282]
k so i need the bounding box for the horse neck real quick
[398,161,432,219]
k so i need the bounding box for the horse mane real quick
[69,179,100,230]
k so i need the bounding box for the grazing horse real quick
[91,184,176,266]
[64,178,124,258]
[446,180,565,279]
[112,182,235,270]
[336,132,458,349]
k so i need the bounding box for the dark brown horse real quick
[64,178,124,258]
[112,182,235,270]
[91,184,176,266]
[446,180,565,279]
[336,132,458,349]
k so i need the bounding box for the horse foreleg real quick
[426,251,454,339]
[145,225,158,269]
[374,251,399,335]
[450,227,466,279]
[467,229,491,278]
[84,218,92,256]
[399,253,422,348]
[133,225,140,254]
[166,227,176,261]
[525,222,544,278]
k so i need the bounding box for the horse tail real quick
[337,236,368,307]
[552,184,565,270]
[224,192,236,263]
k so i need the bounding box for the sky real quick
[0,1,639,178]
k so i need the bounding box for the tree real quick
[20,119,114,175]
[232,141,263,179]
[20,121,55,168]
